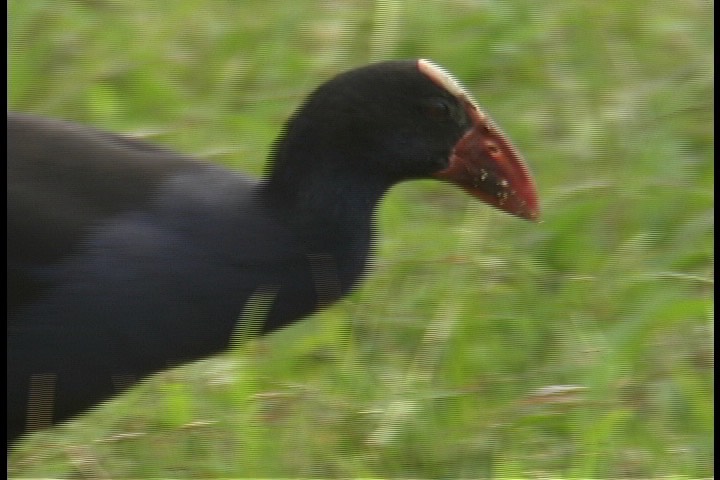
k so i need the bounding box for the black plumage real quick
[7,60,538,444]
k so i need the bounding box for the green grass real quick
[8,0,713,477]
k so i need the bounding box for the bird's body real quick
[7,60,538,445]
[7,114,368,442]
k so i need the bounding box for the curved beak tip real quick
[434,132,540,222]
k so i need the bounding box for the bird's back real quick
[8,113,203,310]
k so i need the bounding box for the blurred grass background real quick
[7,0,713,477]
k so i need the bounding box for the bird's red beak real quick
[435,100,539,221]
[420,60,539,221]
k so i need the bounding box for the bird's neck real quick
[260,151,395,274]
[262,165,390,238]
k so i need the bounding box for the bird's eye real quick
[424,98,453,120]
